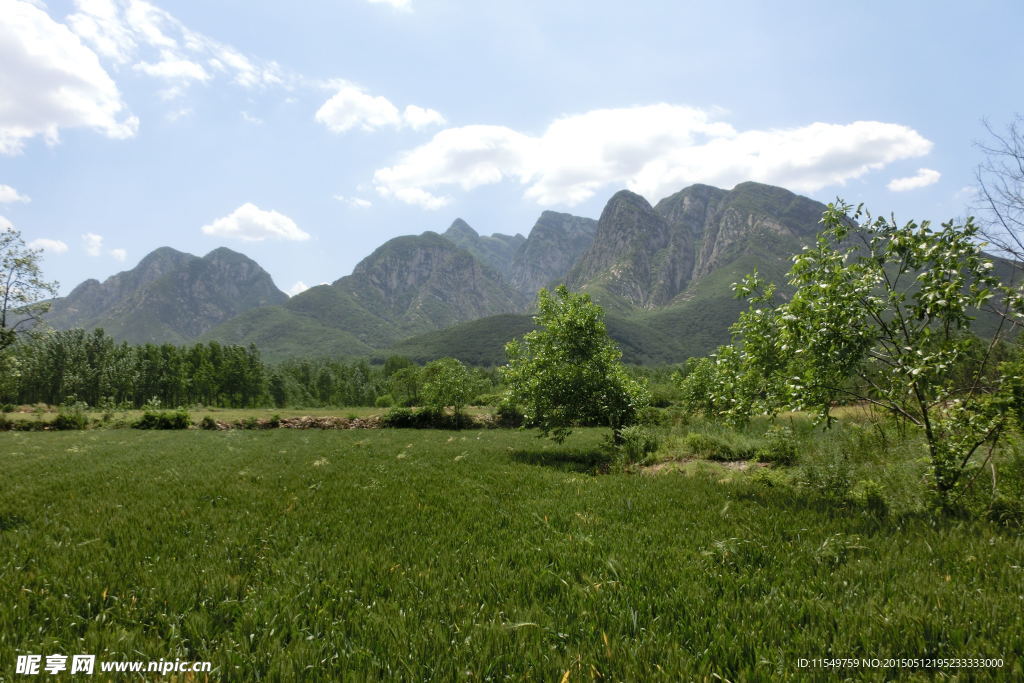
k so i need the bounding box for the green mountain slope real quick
[46,246,287,344]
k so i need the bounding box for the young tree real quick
[1,226,58,351]
[420,357,479,422]
[502,285,649,443]
[681,201,1023,504]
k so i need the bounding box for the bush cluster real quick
[685,432,757,461]
[51,402,90,430]
[133,409,191,430]
[617,425,662,465]
[381,407,477,430]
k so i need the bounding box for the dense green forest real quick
[0,327,679,412]
[0,328,489,409]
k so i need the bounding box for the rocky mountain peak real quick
[444,218,478,240]
[509,211,597,295]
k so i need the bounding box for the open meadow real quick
[2,425,1022,680]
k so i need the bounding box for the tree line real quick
[0,327,507,410]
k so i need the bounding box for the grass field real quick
[1,428,1022,680]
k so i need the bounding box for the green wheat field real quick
[2,427,1022,680]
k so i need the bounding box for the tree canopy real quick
[679,200,1023,503]
[502,285,649,442]
[1,226,58,352]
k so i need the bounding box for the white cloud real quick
[286,281,309,297]
[241,111,263,125]
[0,184,30,203]
[68,0,286,95]
[315,85,444,135]
[0,0,138,155]
[201,203,310,242]
[134,53,211,83]
[887,168,941,192]
[0,215,11,230]
[82,232,104,256]
[373,105,935,207]
[315,85,401,133]
[333,195,372,208]
[28,237,69,253]
[109,247,127,261]
[403,105,445,130]
[367,0,412,11]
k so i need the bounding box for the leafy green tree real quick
[388,365,422,406]
[682,200,1023,504]
[502,285,649,443]
[421,357,479,421]
[1,226,58,352]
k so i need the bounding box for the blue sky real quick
[1,0,1021,296]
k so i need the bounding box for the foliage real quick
[494,401,525,428]
[685,432,756,462]
[133,409,191,430]
[617,425,662,464]
[0,226,58,352]
[756,426,798,466]
[0,330,456,410]
[51,402,90,430]
[380,405,473,429]
[502,286,650,442]
[680,200,1024,506]
[420,357,481,419]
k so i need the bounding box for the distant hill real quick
[46,246,287,343]
[202,231,533,360]
[48,181,848,364]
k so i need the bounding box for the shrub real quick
[239,416,260,430]
[134,409,191,430]
[802,449,854,502]
[495,402,525,428]
[988,496,1024,528]
[1,403,14,413]
[618,425,662,465]
[685,432,756,461]
[850,479,889,517]
[413,407,454,429]
[381,407,416,428]
[199,416,219,430]
[756,426,798,466]
[636,406,668,426]
[382,406,473,429]
[52,402,89,430]
[374,394,395,408]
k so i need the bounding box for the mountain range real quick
[45,181,832,364]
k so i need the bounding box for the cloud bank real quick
[0,0,138,155]
[372,105,934,209]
